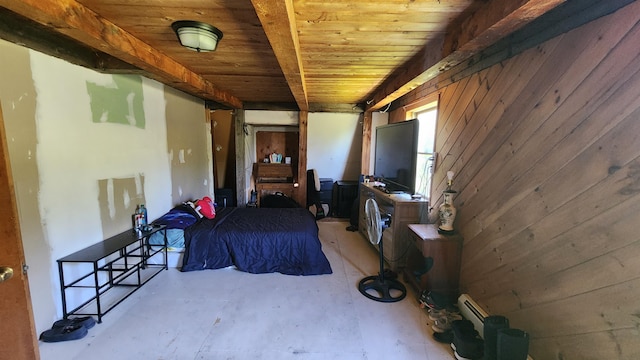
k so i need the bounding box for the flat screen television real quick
[373,119,419,194]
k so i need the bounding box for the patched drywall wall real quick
[29,49,173,330]
[30,51,172,244]
[0,38,211,335]
[164,86,211,203]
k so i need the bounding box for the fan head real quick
[365,198,383,245]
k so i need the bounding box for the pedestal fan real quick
[358,198,407,303]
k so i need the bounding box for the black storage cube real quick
[332,181,359,218]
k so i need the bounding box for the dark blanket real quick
[151,204,199,229]
[181,207,332,276]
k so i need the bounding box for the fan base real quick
[358,275,407,303]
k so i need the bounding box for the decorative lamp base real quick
[437,227,455,235]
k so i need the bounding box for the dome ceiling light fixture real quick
[171,20,223,52]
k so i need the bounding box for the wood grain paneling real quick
[392,2,640,359]
[255,131,298,163]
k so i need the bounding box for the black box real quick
[214,188,235,208]
[332,181,359,218]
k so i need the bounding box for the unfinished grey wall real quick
[164,86,211,203]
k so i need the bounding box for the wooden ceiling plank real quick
[251,0,308,111]
[0,0,243,109]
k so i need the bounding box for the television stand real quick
[358,182,428,271]
[373,185,406,194]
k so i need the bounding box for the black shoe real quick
[451,321,483,360]
[346,225,358,232]
[419,290,450,309]
[450,320,477,351]
[53,316,96,330]
[454,336,484,360]
[433,330,453,344]
[39,324,88,342]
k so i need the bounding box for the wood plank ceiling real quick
[0,0,571,112]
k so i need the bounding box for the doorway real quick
[0,101,39,359]
[210,109,236,207]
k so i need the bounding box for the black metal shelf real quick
[57,225,167,323]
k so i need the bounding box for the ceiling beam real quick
[0,7,138,73]
[0,0,243,109]
[423,0,637,94]
[251,0,309,112]
[367,0,567,111]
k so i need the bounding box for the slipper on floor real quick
[39,324,88,342]
[53,316,96,329]
[433,330,454,344]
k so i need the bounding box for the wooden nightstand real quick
[404,224,463,302]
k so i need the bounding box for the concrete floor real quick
[39,219,453,360]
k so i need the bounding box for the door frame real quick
[0,101,39,359]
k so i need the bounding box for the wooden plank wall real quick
[255,130,299,164]
[391,3,640,359]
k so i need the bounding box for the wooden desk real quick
[253,163,295,207]
[358,183,428,271]
[404,224,462,302]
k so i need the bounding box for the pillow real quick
[196,196,216,219]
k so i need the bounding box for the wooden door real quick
[0,103,39,359]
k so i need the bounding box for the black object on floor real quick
[53,316,96,330]
[452,320,483,359]
[419,290,451,310]
[261,192,300,208]
[332,181,358,218]
[433,330,454,344]
[484,315,510,360]
[358,198,406,303]
[346,225,358,232]
[497,328,530,360]
[39,324,88,343]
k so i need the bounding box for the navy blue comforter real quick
[181,207,332,275]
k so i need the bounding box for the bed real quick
[149,204,332,276]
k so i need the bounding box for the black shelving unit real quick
[57,225,167,323]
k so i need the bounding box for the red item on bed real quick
[196,196,216,219]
